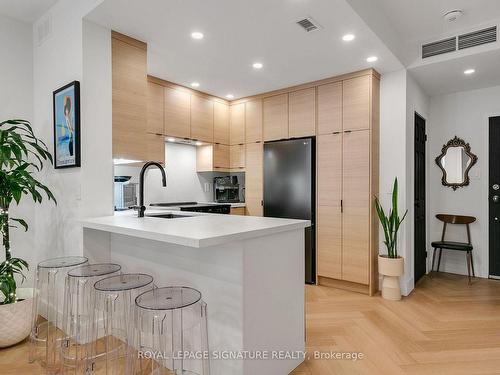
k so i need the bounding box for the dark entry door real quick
[414,113,427,283]
[489,116,500,277]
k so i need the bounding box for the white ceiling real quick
[87,0,402,99]
[0,0,57,22]
[409,48,500,97]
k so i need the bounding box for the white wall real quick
[0,15,35,283]
[115,143,245,206]
[428,85,500,278]
[380,69,429,295]
[32,0,108,267]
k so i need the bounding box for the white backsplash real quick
[114,142,245,205]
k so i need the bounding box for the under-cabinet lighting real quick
[113,158,142,165]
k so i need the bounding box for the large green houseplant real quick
[0,119,56,346]
[374,178,407,300]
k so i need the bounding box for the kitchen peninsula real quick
[81,211,309,375]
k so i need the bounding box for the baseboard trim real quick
[318,276,369,295]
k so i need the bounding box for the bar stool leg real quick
[201,301,210,375]
[46,268,61,372]
[29,266,41,364]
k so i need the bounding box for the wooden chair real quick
[431,214,477,284]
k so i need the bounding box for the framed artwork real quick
[53,80,80,168]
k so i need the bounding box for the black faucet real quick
[135,161,166,217]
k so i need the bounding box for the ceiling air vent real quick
[422,37,456,58]
[458,26,497,50]
[296,17,320,32]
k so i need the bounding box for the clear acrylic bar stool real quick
[60,263,122,374]
[29,256,88,373]
[131,287,210,375]
[88,273,154,374]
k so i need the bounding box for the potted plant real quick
[0,119,56,347]
[374,178,407,301]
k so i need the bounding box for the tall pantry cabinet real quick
[317,72,379,295]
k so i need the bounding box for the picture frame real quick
[53,80,81,168]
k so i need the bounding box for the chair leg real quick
[437,248,443,272]
[470,251,475,277]
[431,248,437,274]
[466,251,472,285]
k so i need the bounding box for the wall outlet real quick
[204,183,211,193]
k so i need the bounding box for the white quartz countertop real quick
[81,210,310,248]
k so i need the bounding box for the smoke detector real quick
[443,9,463,22]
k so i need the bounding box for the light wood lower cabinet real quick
[317,205,342,279]
[245,142,263,216]
[230,207,246,216]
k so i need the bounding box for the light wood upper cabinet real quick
[214,101,229,145]
[112,33,148,161]
[343,75,370,131]
[196,143,230,172]
[263,94,288,141]
[146,133,166,164]
[147,81,164,135]
[230,144,245,170]
[245,142,263,216]
[191,95,214,143]
[230,103,245,145]
[342,130,370,285]
[164,86,190,139]
[317,82,342,134]
[317,134,342,207]
[245,100,263,143]
[289,88,315,138]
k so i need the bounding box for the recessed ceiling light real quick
[191,82,200,88]
[252,62,263,69]
[464,69,475,75]
[366,56,378,63]
[195,141,203,146]
[342,34,355,42]
[191,31,204,40]
[167,138,176,142]
[226,94,234,99]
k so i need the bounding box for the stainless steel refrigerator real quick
[263,137,316,284]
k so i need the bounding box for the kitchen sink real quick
[145,213,192,219]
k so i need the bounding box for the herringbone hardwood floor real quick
[1,273,499,374]
[292,272,500,375]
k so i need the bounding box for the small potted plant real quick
[374,178,407,301]
[0,119,56,347]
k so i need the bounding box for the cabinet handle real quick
[332,131,341,135]
[341,199,343,213]
[344,130,352,134]
[155,133,163,136]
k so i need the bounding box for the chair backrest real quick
[435,214,476,244]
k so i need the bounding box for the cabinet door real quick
[230,103,245,145]
[112,36,148,161]
[213,143,230,170]
[245,142,263,216]
[146,133,165,165]
[317,134,342,279]
[342,130,370,284]
[289,88,315,137]
[317,134,342,207]
[317,205,342,279]
[164,86,190,139]
[230,207,246,216]
[318,82,342,135]
[263,94,288,141]
[230,144,246,170]
[343,75,370,131]
[245,99,263,143]
[191,95,214,143]
[147,81,164,135]
[214,101,229,145]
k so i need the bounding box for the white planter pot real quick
[0,288,33,347]
[378,255,404,301]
